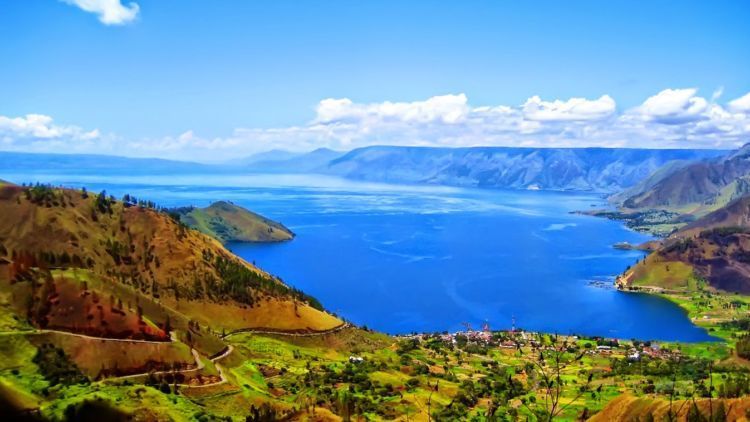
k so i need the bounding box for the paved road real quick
[0,328,172,344]
[184,346,233,389]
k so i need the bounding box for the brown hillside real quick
[678,196,750,237]
[622,144,750,211]
[589,394,750,421]
[621,196,750,294]
[0,184,341,334]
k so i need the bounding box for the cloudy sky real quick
[1,0,749,162]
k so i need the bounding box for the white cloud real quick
[522,95,616,121]
[0,114,100,141]
[62,0,139,25]
[728,92,750,113]
[3,88,750,162]
[636,88,709,124]
[315,94,470,125]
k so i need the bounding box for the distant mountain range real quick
[329,146,729,191]
[0,151,214,175]
[240,147,344,173]
[0,147,727,193]
[237,146,726,193]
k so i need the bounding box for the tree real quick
[736,334,750,359]
[522,335,593,421]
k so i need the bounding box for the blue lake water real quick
[1,172,716,342]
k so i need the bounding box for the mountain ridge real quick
[1,148,727,194]
[620,143,750,211]
[321,145,726,192]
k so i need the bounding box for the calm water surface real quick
[2,172,716,341]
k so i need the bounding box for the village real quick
[391,320,683,362]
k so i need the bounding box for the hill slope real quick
[620,196,750,293]
[174,201,294,243]
[591,394,750,422]
[0,184,340,334]
[621,144,750,213]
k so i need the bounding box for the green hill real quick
[174,201,294,243]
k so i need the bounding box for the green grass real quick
[0,333,48,396]
[4,263,750,420]
[631,259,697,290]
[40,384,206,421]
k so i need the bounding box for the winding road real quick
[6,322,350,390]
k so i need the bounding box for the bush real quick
[32,343,88,386]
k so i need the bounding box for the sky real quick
[1,0,749,162]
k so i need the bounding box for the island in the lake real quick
[171,200,295,243]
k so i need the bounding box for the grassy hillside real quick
[6,316,750,421]
[0,184,338,335]
[591,394,750,422]
[679,195,750,236]
[619,196,750,294]
[3,183,750,420]
[174,201,294,243]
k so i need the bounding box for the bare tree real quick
[523,335,593,421]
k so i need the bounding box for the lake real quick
[1,172,716,342]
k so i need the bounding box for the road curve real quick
[5,328,235,388]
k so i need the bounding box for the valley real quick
[4,146,750,420]
[6,2,750,419]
